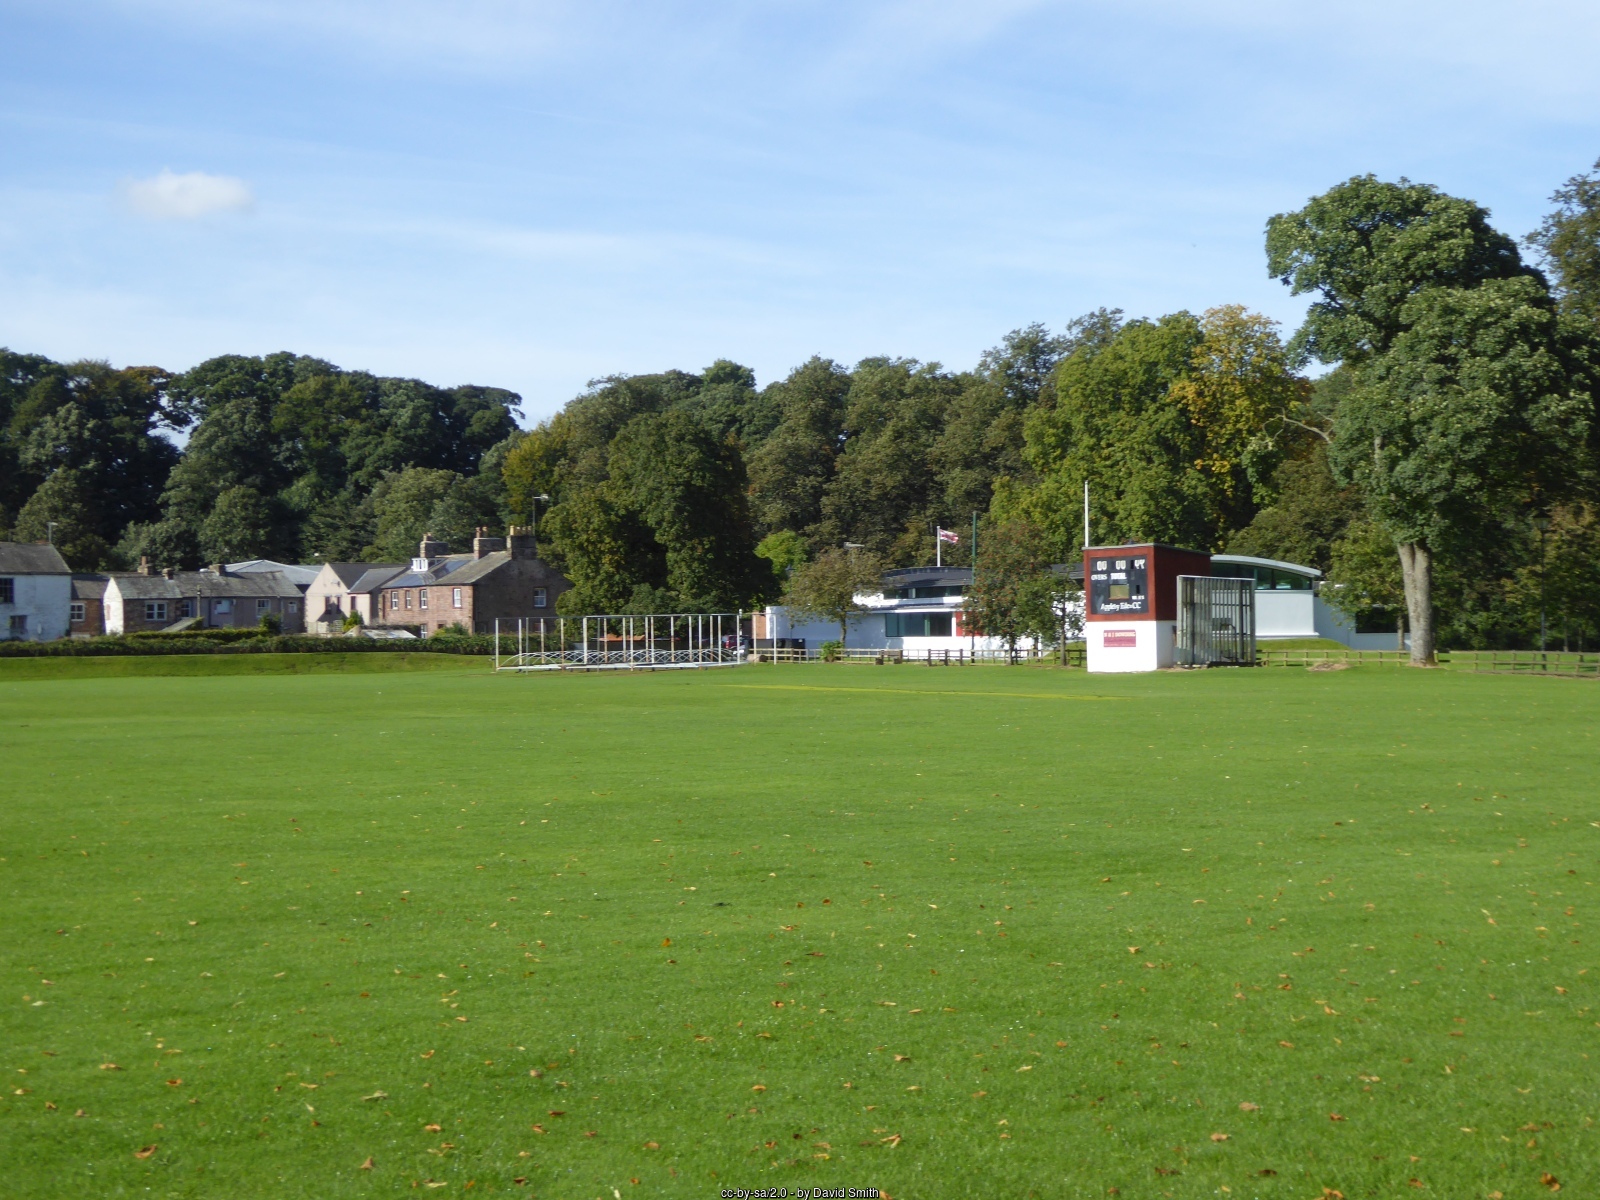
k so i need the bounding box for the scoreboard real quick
[1087,552,1148,616]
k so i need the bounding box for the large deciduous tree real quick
[1270,176,1596,662]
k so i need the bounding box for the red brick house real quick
[358,528,569,635]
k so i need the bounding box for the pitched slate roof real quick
[71,574,108,601]
[0,542,71,574]
[108,569,304,601]
[348,566,409,594]
[226,559,323,587]
[319,562,399,588]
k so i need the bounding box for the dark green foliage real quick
[964,518,1061,654]
[545,410,769,614]
[1528,158,1600,331]
[199,485,285,563]
[1022,312,1213,552]
[3,357,180,567]
[160,353,519,561]
[818,358,964,562]
[1228,444,1364,572]
[746,357,852,539]
[1330,276,1592,553]
[1267,174,1533,365]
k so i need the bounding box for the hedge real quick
[0,634,507,658]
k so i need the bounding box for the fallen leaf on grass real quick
[1408,1180,1424,1189]
[359,1158,374,1170]
[750,1085,766,1093]
[1328,1112,1346,1122]
[1210,1132,1229,1141]
[421,1050,434,1059]
[644,1141,659,1150]
[362,1091,388,1101]
[893,1055,911,1062]
[548,1110,565,1117]
[530,1124,546,1134]
[1239,1102,1260,1112]
[424,1123,443,1132]
[165,1079,182,1087]
[881,1133,902,1147]
[1278,1042,1294,1049]
[1541,1174,1561,1192]
[134,1145,157,1159]
[584,1130,597,1138]
[99,1063,122,1071]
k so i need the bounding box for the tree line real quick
[4,163,1599,655]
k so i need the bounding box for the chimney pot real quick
[138,556,153,576]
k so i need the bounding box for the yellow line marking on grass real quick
[724,684,1130,701]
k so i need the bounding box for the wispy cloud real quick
[121,169,254,219]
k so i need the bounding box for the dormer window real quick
[412,557,431,572]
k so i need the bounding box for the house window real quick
[287,600,297,613]
[533,587,548,608]
[145,601,168,622]
[390,590,400,610]
[214,599,232,615]
[70,602,86,622]
[885,612,952,638]
[419,590,428,610]
[179,598,195,618]
[0,578,13,604]
[257,599,270,613]
[452,587,463,609]
[7,614,26,636]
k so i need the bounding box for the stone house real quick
[103,561,306,635]
[0,542,72,641]
[360,527,569,635]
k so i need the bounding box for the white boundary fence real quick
[494,613,745,671]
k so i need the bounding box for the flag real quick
[936,527,960,544]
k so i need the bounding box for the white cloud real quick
[122,169,254,219]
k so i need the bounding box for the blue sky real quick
[2,1,1598,423]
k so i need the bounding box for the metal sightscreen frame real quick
[493,612,746,671]
[1176,576,1255,667]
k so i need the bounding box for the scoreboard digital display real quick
[1088,553,1148,616]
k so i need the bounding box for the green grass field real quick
[2,659,1596,1199]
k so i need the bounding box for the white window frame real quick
[534,587,548,608]
[419,590,428,610]
[144,601,168,622]
[256,599,270,614]
[452,587,463,609]
[70,601,86,622]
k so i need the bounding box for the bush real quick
[259,612,283,635]
[819,639,843,662]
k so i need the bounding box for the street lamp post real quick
[1533,513,1551,653]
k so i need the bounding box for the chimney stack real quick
[472,526,507,559]
[506,525,537,560]
[416,532,449,565]
[138,556,153,576]
[162,567,175,581]
[210,563,227,576]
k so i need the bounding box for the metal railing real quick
[1176,576,1255,666]
[493,614,745,671]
